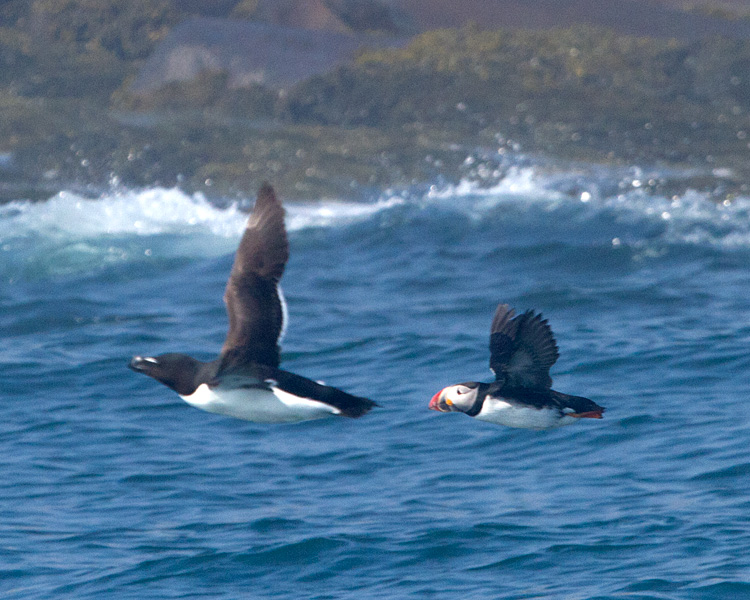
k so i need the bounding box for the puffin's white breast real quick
[181,383,340,423]
[474,397,576,430]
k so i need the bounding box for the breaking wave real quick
[1,164,748,279]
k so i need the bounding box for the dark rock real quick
[383,0,750,40]
[130,18,407,93]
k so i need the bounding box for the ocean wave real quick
[0,188,405,278]
[423,167,750,249]
[1,166,749,279]
[0,187,405,240]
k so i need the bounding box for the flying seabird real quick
[429,303,603,429]
[130,183,376,423]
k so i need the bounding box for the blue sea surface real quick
[2,161,750,599]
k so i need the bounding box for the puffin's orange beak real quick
[429,390,444,411]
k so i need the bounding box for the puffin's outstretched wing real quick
[220,183,289,370]
[489,304,559,389]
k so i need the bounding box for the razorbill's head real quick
[429,382,480,414]
[129,353,202,396]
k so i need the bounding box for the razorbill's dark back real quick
[130,183,376,423]
[429,303,604,429]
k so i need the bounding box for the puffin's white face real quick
[429,382,479,413]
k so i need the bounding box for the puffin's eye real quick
[456,386,469,395]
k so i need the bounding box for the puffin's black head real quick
[129,353,202,396]
[429,382,481,414]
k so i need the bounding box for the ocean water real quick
[2,160,750,599]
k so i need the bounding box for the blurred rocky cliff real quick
[128,0,750,97]
[1,0,749,200]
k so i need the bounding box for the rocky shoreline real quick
[1,2,749,202]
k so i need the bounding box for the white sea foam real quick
[1,188,243,239]
[285,195,405,230]
[0,187,405,241]
[426,167,549,200]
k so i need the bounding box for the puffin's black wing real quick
[489,304,559,388]
[220,183,289,370]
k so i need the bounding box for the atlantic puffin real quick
[129,183,376,423]
[429,304,603,429]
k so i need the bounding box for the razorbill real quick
[429,303,604,429]
[129,183,376,423]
